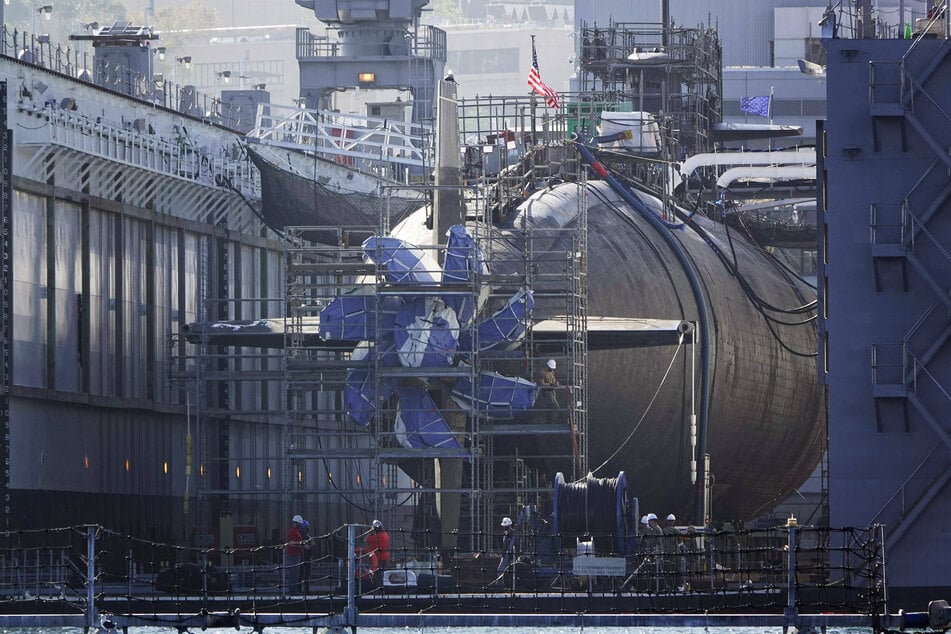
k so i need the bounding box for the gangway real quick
[248,102,431,169]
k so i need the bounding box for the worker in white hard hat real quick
[646,513,664,537]
[365,519,390,582]
[495,516,519,585]
[285,514,305,594]
[660,513,685,587]
[538,359,560,422]
[663,513,679,535]
[639,514,650,535]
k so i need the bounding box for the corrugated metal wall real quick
[89,209,116,396]
[12,191,46,389]
[9,180,287,536]
[53,201,81,392]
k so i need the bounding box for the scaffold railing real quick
[0,524,893,630]
[278,182,587,547]
[248,103,432,170]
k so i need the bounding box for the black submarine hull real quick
[507,180,824,521]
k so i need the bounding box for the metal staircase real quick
[867,30,951,547]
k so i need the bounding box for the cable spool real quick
[553,471,630,555]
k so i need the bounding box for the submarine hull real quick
[510,181,824,521]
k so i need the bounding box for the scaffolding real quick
[164,87,587,551]
[273,129,587,549]
[576,22,722,158]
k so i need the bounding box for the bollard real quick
[929,599,951,630]
[344,524,357,626]
[86,526,99,630]
[785,515,799,627]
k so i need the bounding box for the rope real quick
[589,337,684,476]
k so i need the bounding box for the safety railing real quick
[295,25,446,62]
[0,25,231,122]
[18,100,260,197]
[247,102,431,170]
[0,522,888,630]
[871,342,911,392]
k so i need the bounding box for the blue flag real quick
[740,95,771,117]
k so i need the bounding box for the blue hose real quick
[575,142,713,525]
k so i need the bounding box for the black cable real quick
[588,176,817,358]
[313,430,375,515]
[603,170,818,357]
[615,171,817,317]
[717,205,818,314]
[556,473,626,554]
[731,209,819,291]
[670,187,816,316]
[616,169,818,326]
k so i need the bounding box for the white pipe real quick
[680,148,816,179]
[716,165,816,189]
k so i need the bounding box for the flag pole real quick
[530,34,538,146]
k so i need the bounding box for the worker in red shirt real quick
[284,514,304,594]
[365,519,390,583]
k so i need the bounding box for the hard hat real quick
[546,359,556,369]
[640,515,648,525]
[372,519,383,529]
[666,514,676,521]
[646,513,658,521]
[292,514,303,524]
[501,517,513,527]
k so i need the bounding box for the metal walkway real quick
[0,523,929,632]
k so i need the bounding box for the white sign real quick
[572,555,627,577]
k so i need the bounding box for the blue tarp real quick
[442,225,486,324]
[341,229,539,427]
[459,287,535,352]
[442,225,484,284]
[319,295,402,342]
[362,236,438,286]
[395,386,462,449]
[393,297,459,367]
[375,331,402,368]
[344,359,397,426]
[450,371,538,419]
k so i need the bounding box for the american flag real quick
[740,95,771,117]
[528,40,559,109]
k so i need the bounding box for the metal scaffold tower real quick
[575,21,722,159]
[568,21,722,203]
[277,131,587,546]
